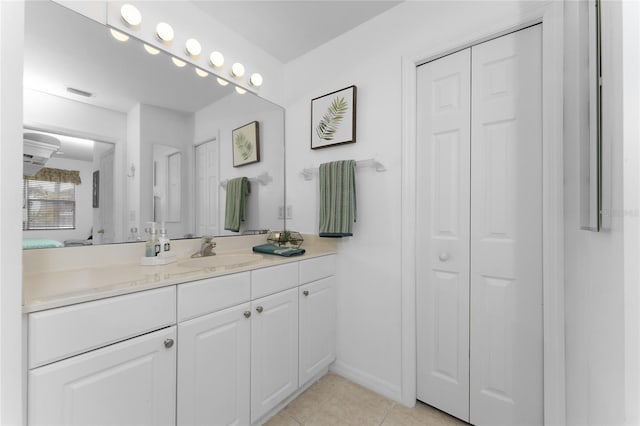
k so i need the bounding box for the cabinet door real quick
[251,288,298,423]
[28,326,176,426]
[177,303,251,426]
[299,276,336,386]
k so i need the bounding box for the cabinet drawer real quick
[299,255,336,284]
[178,272,250,322]
[29,286,176,369]
[251,263,298,299]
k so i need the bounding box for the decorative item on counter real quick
[267,230,304,248]
[252,243,305,257]
[140,222,176,265]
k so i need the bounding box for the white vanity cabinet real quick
[26,253,337,426]
[298,255,337,386]
[27,287,177,426]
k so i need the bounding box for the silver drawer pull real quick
[244,311,251,318]
[303,290,309,296]
[256,306,264,313]
[164,338,174,349]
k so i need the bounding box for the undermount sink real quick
[178,253,263,269]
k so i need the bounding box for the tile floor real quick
[265,373,468,426]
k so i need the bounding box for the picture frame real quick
[232,121,260,167]
[92,170,99,208]
[311,85,357,149]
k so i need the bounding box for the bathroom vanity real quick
[23,235,337,426]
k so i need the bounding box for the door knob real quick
[164,338,174,348]
[244,311,251,318]
[438,252,450,262]
[256,306,263,313]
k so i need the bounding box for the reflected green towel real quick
[224,177,250,232]
[319,160,356,237]
[252,243,306,257]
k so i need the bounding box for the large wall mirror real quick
[22,0,285,249]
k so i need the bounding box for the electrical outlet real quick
[286,205,293,219]
[129,210,136,221]
[278,206,285,220]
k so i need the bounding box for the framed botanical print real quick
[311,85,357,149]
[232,121,260,167]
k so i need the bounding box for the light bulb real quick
[195,68,208,78]
[120,4,142,27]
[172,57,186,68]
[110,28,129,42]
[156,22,174,42]
[185,38,202,57]
[235,87,247,95]
[231,62,245,78]
[209,51,224,68]
[216,78,229,87]
[249,73,263,87]
[143,44,160,55]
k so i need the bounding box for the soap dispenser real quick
[145,222,160,257]
[158,224,171,258]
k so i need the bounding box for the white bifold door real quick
[416,25,542,426]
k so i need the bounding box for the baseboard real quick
[330,360,402,403]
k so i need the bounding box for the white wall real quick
[0,1,24,423]
[622,2,640,424]
[563,2,627,424]
[23,157,94,244]
[194,93,285,235]
[284,0,544,401]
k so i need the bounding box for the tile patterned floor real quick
[265,373,468,426]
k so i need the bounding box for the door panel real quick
[28,327,176,426]
[416,48,471,423]
[299,277,336,386]
[470,25,543,426]
[251,288,298,423]
[177,303,251,426]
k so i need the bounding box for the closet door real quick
[470,25,543,426]
[416,48,471,422]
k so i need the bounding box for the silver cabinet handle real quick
[244,311,251,318]
[164,338,174,349]
[256,306,264,313]
[438,252,450,262]
[303,290,309,296]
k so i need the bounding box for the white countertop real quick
[23,236,337,313]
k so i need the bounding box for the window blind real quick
[23,180,76,230]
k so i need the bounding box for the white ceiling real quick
[192,1,403,63]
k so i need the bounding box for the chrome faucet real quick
[191,236,216,258]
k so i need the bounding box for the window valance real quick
[24,167,82,185]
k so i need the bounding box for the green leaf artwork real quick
[316,96,348,141]
[234,131,253,161]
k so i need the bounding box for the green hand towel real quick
[224,177,250,232]
[319,160,357,237]
[252,243,306,257]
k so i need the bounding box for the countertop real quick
[23,237,337,314]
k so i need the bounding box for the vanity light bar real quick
[112,5,263,88]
